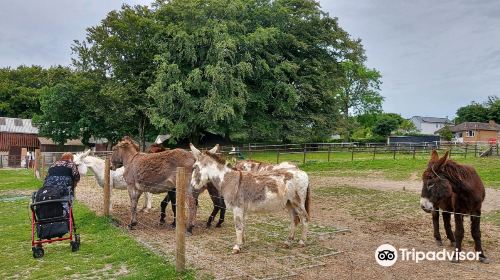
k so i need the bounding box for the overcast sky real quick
[1,0,499,118]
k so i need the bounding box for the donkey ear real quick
[430,150,439,162]
[190,143,201,158]
[208,144,219,154]
[435,151,449,170]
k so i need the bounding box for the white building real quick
[410,116,453,135]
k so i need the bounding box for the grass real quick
[0,169,40,191]
[244,151,500,189]
[313,186,420,222]
[0,169,192,280]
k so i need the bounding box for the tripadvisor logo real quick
[375,244,481,266]
[375,244,398,267]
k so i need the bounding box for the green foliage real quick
[439,125,453,141]
[147,0,373,143]
[0,66,71,118]
[455,96,499,124]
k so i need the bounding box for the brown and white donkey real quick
[190,144,311,253]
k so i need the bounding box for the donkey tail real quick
[305,183,311,221]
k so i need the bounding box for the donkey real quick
[420,150,488,263]
[234,159,297,172]
[190,144,310,253]
[73,150,153,211]
[111,137,224,233]
[145,143,225,228]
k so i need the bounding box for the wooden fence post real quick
[497,143,499,156]
[351,147,354,161]
[276,148,280,164]
[103,158,111,216]
[464,144,468,159]
[393,148,396,160]
[327,145,331,162]
[175,167,187,273]
[248,143,252,160]
[413,147,416,160]
[373,147,376,160]
[475,144,478,157]
[41,155,46,179]
[303,145,307,164]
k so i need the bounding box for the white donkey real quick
[190,144,310,253]
[74,150,153,211]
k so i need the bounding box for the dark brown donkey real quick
[420,150,488,263]
[111,137,224,233]
[146,144,225,228]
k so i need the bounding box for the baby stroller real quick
[30,181,80,258]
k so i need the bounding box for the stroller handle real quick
[30,199,72,210]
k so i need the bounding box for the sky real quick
[1,0,499,119]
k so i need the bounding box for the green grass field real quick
[0,169,192,280]
[244,151,500,189]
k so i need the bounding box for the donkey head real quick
[111,136,139,170]
[189,143,222,190]
[420,150,453,213]
[73,150,91,175]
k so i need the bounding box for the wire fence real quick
[68,152,347,279]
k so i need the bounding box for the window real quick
[466,130,475,137]
[0,118,5,125]
[457,132,463,138]
[14,118,23,126]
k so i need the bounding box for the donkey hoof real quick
[284,241,292,248]
[298,240,306,247]
[435,240,443,246]
[127,223,137,230]
[159,219,165,225]
[215,222,223,228]
[479,256,490,264]
[170,222,176,229]
[450,257,459,263]
[232,246,240,254]
[450,241,456,247]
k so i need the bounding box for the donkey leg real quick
[216,198,226,228]
[206,188,219,228]
[285,204,298,248]
[142,192,153,212]
[168,190,176,228]
[432,210,443,246]
[452,214,464,263]
[232,207,244,254]
[128,187,141,229]
[442,212,455,246]
[186,192,198,236]
[471,212,488,263]
[159,194,170,225]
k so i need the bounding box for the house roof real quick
[412,116,453,124]
[448,122,500,132]
[38,137,84,146]
[0,117,39,134]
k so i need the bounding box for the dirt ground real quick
[76,175,500,280]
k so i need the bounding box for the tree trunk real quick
[138,116,146,152]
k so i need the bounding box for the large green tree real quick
[455,102,489,123]
[71,4,160,149]
[0,66,71,118]
[147,0,372,143]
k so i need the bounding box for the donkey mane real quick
[441,160,476,186]
[205,152,227,165]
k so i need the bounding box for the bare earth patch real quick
[76,175,500,279]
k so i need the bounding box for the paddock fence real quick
[219,142,500,164]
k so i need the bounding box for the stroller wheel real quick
[71,238,80,252]
[32,247,44,258]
